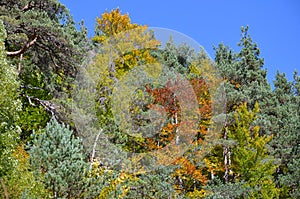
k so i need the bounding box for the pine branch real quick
[6,34,38,56]
[21,1,35,12]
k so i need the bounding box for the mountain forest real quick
[0,1,299,198]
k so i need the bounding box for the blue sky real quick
[60,0,300,84]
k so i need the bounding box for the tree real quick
[214,26,274,185]
[92,8,159,78]
[73,9,172,197]
[75,8,161,164]
[270,71,300,198]
[0,0,88,140]
[0,19,22,198]
[1,0,86,82]
[3,145,47,199]
[29,119,89,199]
[76,9,224,197]
[227,103,279,198]
[214,26,271,110]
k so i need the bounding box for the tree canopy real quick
[0,3,299,199]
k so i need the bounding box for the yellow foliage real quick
[93,8,139,43]
[3,145,48,198]
[97,171,132,199]
[92,8,161,81]
[186,189,207,199]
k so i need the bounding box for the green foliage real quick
[0,3,298,198]
[0,0,88,140]
[2,145,48,199]
[270,71,300,198]
[214,26,271,111]
[29,119,89,198]
[205,178,251,199]
[0,0,87,87]
[228,103,279,198]
[122,167,178,199]
[0,19,21,178]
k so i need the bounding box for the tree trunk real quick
[223,126,231,183]
[0,178,9,199]
[89,129,102,170]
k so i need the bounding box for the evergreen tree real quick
[270,71,300,198]
[213,26,274,185]
[214,26,271,110]
[214,26,273,137]
[0,0,88,140]
[29,119,89,199]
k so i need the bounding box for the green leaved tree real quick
[228,103,279,198]
[0,19,22,197]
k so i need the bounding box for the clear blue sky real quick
[60,0,300,84]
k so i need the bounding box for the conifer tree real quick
[29,119,89,199]
[214,26,271,110]
[270,71,300,198]
[0,0,88,140]
[214,26,274,185]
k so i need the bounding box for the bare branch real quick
[18,53,23,74]
[20,85,44,90]
[22,94,57,120]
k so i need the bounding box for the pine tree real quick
[213,26,274,186]
[270,71,300,198]
[214,26,271,110]
[29,119,89,199]
[0,0,88,140]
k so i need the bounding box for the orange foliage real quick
[174,157,208,184]
[189,77,212,143]
[143,83,180,150]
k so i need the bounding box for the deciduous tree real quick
[0,19,21,184]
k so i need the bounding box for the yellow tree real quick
[92,8,160,78]
[89,8,161,151]
[227,103,279,198]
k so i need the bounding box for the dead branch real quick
[22,94,57,119]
